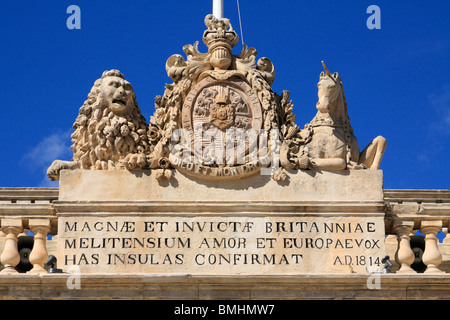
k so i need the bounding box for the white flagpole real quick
[213,0,224,18]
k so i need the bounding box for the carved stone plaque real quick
[56,170,387,275]
[57,215,386,275]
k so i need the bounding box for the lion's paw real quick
[47,160,76,181]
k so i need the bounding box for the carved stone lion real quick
[204,14,233,31]
[47,70,149,181]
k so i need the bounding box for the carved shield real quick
[179,76,263,173]
[209,103,234,131]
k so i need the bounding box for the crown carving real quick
[203,14,239,70]
[203,28,239,50]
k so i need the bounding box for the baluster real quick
[393,220,416,274]
[0,219,23,273]
[421,220,444,274]
[28,219,51,274]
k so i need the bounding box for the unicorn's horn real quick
[321,61,332,77]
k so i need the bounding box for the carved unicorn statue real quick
[282,61,387,171]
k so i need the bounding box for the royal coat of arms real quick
[209,86,234,131]
[46,13,386,183]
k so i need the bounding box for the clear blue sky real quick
[0,0,449,190]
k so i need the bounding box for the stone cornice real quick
[53,200,386,216]
[0,273,449,300]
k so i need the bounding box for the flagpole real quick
[213,0,224,18]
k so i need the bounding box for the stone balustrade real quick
[0,187,449,274]
[384,189,450,274]
[0,188,57,274]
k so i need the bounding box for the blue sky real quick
[0,0,449,190]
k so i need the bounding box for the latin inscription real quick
[57,217,386,274]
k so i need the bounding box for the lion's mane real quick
[70,70,149,170]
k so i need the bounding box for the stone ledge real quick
[53,200,386,215]
[59,169,384,203]
[0,273,449,300]
[384,189,450,202]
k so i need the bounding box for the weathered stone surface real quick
[47,15,387,185]
[1,273,450,300]
[55,169,386,275]
[58,169,384,202]
[56,215,386,274]
[47,70,149,181]
[0,7,448,301]
[280,61,386,172]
